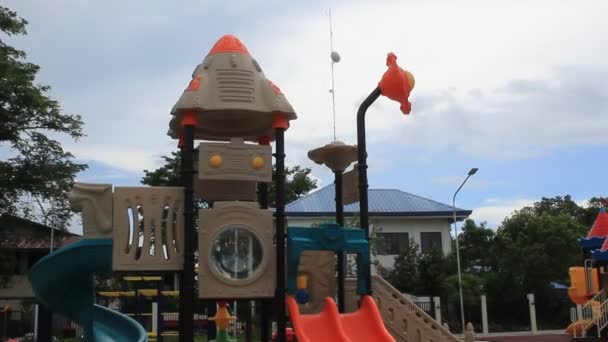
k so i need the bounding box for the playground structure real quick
[24,34,459,342]
[567,207,608,340]
[96,276,206,341]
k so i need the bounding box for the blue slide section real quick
[28,239,147,342]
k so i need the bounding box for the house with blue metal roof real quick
[286,184,472,271]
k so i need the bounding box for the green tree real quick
[388,239,421,293]
[458,219,496,271]
[485,197,591,329]
[530,195,606,227]
[0,6,86,229]
[493,209,586,300]
[267,165,317,207]
[142,151,181,187]
[443,273,485,306]
[417,249,452,296]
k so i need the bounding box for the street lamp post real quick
[452,167,478,334]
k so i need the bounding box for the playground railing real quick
[345,275,459,342]
[570,307,579,337]
[581,288,605,335]
[597,296,608,335]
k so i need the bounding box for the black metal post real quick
[157,276,164,342]
[207,301,217,339]
[357,86,382,295]
[179,123,196,342]
[244,300,252,342]
[334,171,345,312]
[36,304,52,342]
[274,128,287,342]
[258,182,271,342]
[135,284,142,325]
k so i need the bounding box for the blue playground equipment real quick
[28,239,147,341]
[287,222,370,297]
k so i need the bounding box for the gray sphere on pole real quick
[331,51,341,63]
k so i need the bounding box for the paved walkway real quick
[474,330,570,342]
[480,334,570,341]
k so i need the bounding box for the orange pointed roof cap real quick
[208,35,250,55]
[588,208,608,239]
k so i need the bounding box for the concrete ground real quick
[474,330,570,342]
[480,334,570,341]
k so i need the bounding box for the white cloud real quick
[4,0,608,181]
[249,0,608,162]
[470,198,536,226]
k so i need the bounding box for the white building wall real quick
[286,216,453,272]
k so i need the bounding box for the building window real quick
[379,233,409,255]
[420,232,443,254]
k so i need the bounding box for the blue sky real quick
[4,0,608,231]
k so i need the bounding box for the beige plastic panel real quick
[308,141,357,172]
[342,165,360,206]
[295,251,336,314]
[168,41,297,142]
[198,139,271,183]
[112,187,184,271]
[195,180,257,202]
[68,183,113,239]
[345,276,458,342]
[198,201,275,299]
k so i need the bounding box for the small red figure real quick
[378,52,415,114]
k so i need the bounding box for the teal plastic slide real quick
[28,239,147,341]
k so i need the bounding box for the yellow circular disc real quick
[251,156,265,170]
[209,155,223,168]
[405,70,415,90]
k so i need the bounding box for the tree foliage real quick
[267,165,317,207]
[388,239,422,292]
[142,151,181,187]
[458,219,496,271]
[385,195,603,329]
[0,6,86,229]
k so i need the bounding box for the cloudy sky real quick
[4,0,607,230]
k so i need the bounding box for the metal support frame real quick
[356,86,382,295]
[157,278,164,342]
[258,182,271,342]
[36,304,52,342]
[274,128,287,342]
[179,124,196,342]
[207,301,217,340]
[334,171,345,312]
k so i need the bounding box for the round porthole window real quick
[209,225,264,282]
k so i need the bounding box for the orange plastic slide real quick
[568,266,599,305]
[286,295,394,342]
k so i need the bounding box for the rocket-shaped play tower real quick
[168,35,297,142]
[168,34,297,341]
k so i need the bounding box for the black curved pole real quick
[334,171,345,312]
[357,86,382,295]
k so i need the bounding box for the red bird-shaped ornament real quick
[378,52,415,114]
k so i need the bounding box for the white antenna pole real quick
[329,8,337,141]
